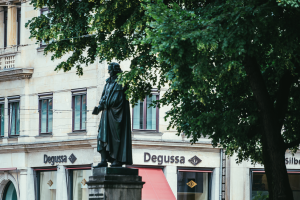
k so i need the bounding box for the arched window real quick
[3,181,17,200]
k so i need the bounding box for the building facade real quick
[0,1,299,200]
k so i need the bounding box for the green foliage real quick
[253,191,269,200]
[26,0,300,165]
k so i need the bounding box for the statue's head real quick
[108,62,122,77]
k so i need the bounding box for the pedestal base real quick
[87,167,145,200]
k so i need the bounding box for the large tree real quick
[26,0,300,199]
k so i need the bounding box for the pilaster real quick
[7,3,17,47]
[26,168,35,200]
[56,165,68,200]
[19,168,27,200]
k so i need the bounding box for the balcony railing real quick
[0,46,33,82]
[0,46,18,70]
[0,55,15,70]
[0,0,23,5]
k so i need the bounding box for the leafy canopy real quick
[26,0,300,163]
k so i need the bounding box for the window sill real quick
[132,130,163,136]
[7,136,19,142]
[68,131,87,136]
[36,46,46,52]
[35,134,53,138]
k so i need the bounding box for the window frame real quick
[4,7,8,48]
[17,5,21,46]
[3,181,17,200]
[177,167,213,200]
[67,166,92,200]
[8,97,20,137]
[72,89,87,132]
[40,7,50,48]
[132,91,160,132]
[39,93,53,135]
[0,101,4,137]
[250,169,300,200]
[34,168,57,200]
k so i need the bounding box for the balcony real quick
[0,0,24,5]
[0,47,34,82]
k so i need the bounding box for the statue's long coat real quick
[97,76,133,165]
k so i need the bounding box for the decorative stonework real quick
[81,178,87,186]
[188,155,202,166]
[0,173,20,200]
[0,68,34,82]
[69,153,77,164]
[186,180,197,188]
[47,180,53,187]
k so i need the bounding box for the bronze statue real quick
[93,62,133,167]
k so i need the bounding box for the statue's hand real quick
[98,104,104,111]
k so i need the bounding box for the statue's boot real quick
[111,160,122,167]
[93,150,108,168]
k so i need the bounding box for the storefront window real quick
[70,169,92,200]
[177,170,212,200]
[3,181,17,200]
[38,171,57,200]
[251,172,300,200]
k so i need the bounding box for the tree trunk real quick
[244,55,293,200]
[261,133,292,200]
[261,134,274,200]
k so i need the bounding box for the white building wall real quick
[0,2,224,200]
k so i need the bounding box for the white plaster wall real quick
[0,3,225,200]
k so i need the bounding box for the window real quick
[132,93,159,131]
[251,171,300,200]
[68,169,92,200]
[8,96,20,136]
[3,181,17,200]
[177,169,212,200]
[39,93,53,134]
[0,101,4,137]
[36,170,57,200]
[4,7,7,48]
[40,7,50,47]
[72,89,87,131]
[17,6,21,46]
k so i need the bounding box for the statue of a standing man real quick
[93,62,133,167]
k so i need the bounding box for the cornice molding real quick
[0,137,217,154]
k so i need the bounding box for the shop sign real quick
[286,157,300,165]
[188,155,202,166]
[144,152,185,165]
[44,153,77,165]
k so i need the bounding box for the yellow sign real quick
[186,180,197,188]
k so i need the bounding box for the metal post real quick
[219,149,223,200]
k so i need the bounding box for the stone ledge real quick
[34,134,53,138]
[68,131,87,136]
[132,130,163,136]
[0,68,34,82]
[36,47,46,52]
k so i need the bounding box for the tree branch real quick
[246,123,261,139]
[285,138,300,149]
[243,55,274,114]
[275,71,293,130]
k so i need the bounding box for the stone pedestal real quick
[86,167,145,200]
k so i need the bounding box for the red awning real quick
[0,168,17,171]
[135,167,176,200]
